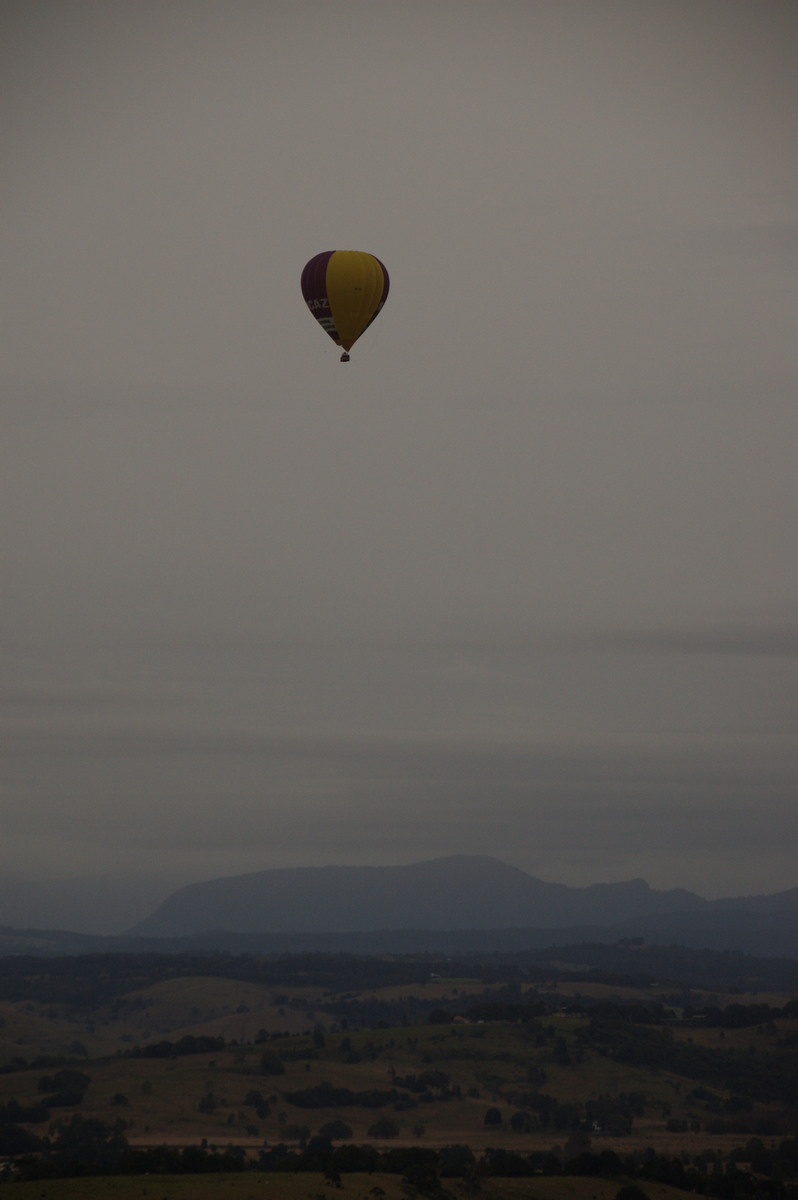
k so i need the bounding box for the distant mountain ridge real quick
[0,857,796,958]
[128,854,710,937]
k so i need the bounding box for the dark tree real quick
[368,1115,400,1139]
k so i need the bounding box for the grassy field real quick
[4,1173,700,1200]
[1,968,796,1166]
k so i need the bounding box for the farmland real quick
[1,947,797,1195]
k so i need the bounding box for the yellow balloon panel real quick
[326,251,387,351]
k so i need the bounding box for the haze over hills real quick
[0,856,796,958]
[128,854,711,937]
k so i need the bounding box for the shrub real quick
[368,1115,400,1139]
[259,1050,285,1075]
[319,1119,353,1140]
[617,1187,650,1200]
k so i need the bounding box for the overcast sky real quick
[2,0,797,933]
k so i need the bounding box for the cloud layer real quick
[2,1,797,930]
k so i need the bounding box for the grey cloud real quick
[587,624,798,658]
[1,1,796,930]
[3,697,795,867]
[676,221,798,267]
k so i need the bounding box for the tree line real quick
[6,1113,798,1199]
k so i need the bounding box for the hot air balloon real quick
[301,251,389,361]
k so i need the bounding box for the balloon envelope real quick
[301,251,389,355]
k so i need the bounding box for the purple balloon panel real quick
[301,251,339,343]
